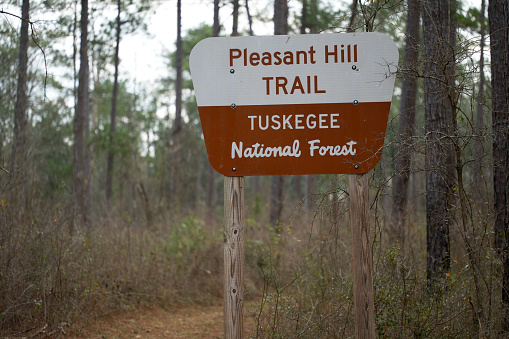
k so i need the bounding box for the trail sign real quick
[190,33,398,176]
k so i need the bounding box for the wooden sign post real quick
[349,172,375,338]
[190,33,398,339]
[223,176,245,338]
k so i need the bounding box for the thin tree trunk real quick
[72,0,93,221]
[269,175,285,230]
[11,0,29,182]
[251,176,259,195]
[309,0,318,33]
[206,162,216,227]
[474,0,486,198]
[171,0,183,206]
[274,0,288,35]
[299,1,319,219]
[174,0,182,136]
[293,176,302,203]
[196,156,202,211]
[269,0,288,230]
[422,0,454,282]
[245,0,254,36]
[232,0,239,36]
[300,0,308,34]
[488,0,509,330]
[106,0,121,203]
[306,174,316,214]
[73,0,78,112]
[213,0,220,37]
[347,0,358,32]
[390,0,420,246]
[74,0,89,227]
[489,0,509,254]
[205,0,220,228]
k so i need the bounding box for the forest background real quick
[1,0,508,338]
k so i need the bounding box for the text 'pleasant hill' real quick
[229,44,358,96]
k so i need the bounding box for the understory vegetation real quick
[0,174,503,337]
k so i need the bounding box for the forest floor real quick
[69,303,257,339]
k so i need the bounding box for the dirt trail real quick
[73,304,256,338]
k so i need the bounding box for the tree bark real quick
[11,0,29,186]
[174,0,182,137]
[489,0,509,254]
[213,0,220,37]
[390,0,420,246]
[74,0,89,226]
[306,174,316,214]
[206,0,220,228]
[106,0,121,203]
[232,0,239,36]
[489,0,509,330]
[171,0,183,205]
[347,0,358,32]
[300,0,308,34]
[422,0,454,282]
[269,175,285,230]
[245,0,254,36]
[474,0,486,198]
[293,176,302,203]
[269,0,288,230]
[309,0,318,34]
[274,0,288,35]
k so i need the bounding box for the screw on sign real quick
[190,33,398,177]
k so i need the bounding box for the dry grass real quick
[0,192,224,337]
[0,184,506,338]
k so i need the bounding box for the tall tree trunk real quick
[422,0,454,282]
[489,0,509,329]
[293,176,302,203]
[171,0,183,207]
[206,161,216,228]
[390,0,420,246]
[474,0,486,198]
[73,0,93,221]
[11,0,29,187]
[245,0,254,36]
[84,1,92,220]
[309,0,318,34]
[232,0,239,36]
[306,174,316,214]
[206,0,220,227]
[294,1,311,206]
[106,0,121,203]
[269,0,288,230]
[270,175,285,229]
[251,176,259,195]
[74,0,89,227]
[213,0,220,37]
[300,0,308,34]
[347,0,358,32]
[300,0,319,217]
[273,0,288,35]
[489,0,509,254]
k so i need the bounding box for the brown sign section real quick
[199,102,390,176]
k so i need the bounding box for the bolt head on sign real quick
[189,33,399,176]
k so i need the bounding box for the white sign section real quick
[190,33,398,107]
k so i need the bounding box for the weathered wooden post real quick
[349,172,375,338]
[223,176,245,338]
